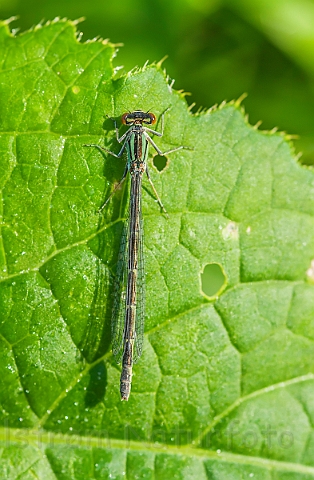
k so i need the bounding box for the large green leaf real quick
[1,18,314,479]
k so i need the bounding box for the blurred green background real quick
[1,0,314,164]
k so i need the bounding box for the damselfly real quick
[84,109,185,400]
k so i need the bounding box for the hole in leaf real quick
[153,155,168,172]
[201,263,226,298]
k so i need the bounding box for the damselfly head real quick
[121,110,156,125]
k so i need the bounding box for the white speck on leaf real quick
[222,221,238,240]
[306,259,314,281]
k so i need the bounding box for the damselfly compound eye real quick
[148,113,156,124]
[121,113,129,125]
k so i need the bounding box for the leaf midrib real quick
[1,426,314,475]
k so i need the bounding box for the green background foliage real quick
[0,0,314,164]
[0,13,314,480]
